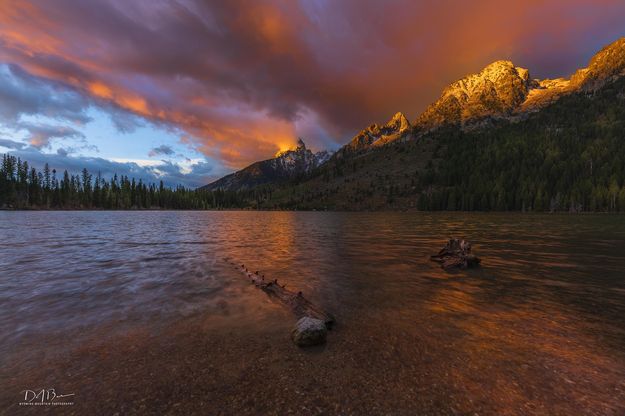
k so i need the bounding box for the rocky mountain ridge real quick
[415,60,537,130]
[201,139,330,191]
[416,37,625,130]
[202,37,625,191]
[340,112,412,154]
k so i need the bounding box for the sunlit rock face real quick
[201,138,331,191]
[271,138,329,174]
[202,38,625,190]
[416,37,625,131]
[341,112,412,153]
[520,78,572,112]
[572,38,625,91]
[415,60,539,130]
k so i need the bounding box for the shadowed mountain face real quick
[202,38,625,194]
[201,139,331,191]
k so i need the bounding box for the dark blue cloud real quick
[108,107,145,134]
[18,122,85,149]
[0,64,91,125]
[148,144,175,157]
[3,147,216,188]
[0,138,26,150]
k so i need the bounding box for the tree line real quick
[258,77,625,212]
[417,79,625,212]
[4,77,625,212]
[0,154,252,209]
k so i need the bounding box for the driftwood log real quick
[232,262,335,329]
[430,238,481,270]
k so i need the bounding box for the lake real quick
[1,211,624,415]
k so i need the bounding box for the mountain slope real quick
[201,139,330,191]
[329,37,625,162]
[340,112,412,153]
[572,38,625,91]
[262,74,625,211]
[415,60,538,130]
[415,37,625,131]
[201,37,625,211]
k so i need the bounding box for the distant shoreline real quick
[0,207,620,214]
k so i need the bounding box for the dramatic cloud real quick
[0,64,95,152]
[0,64,91,125]
[1,0,625,170]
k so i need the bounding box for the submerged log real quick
[430,238,481,270]
[233,263,335,329]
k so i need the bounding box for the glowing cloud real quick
[1,0,625,171]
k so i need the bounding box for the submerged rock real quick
[291,317,327,347]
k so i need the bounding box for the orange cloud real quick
[118,95,150,117]
[88,82,113,99]
[1,0,625,171]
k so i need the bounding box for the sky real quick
[1,0,625,187]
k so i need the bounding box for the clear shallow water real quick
[1,211,625,415]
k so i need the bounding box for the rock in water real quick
[431,238,481,270]
[291,317,327,347]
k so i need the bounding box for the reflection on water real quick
[1,211,624,414]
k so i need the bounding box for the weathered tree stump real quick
[231,262,335,331]
[430,238,481,270]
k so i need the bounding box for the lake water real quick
[1,211,624,415]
